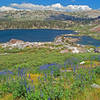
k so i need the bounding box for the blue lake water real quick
[65,36,100,47]
[0,29,77,43]
[0,29,100,47]
[77,36,100,47]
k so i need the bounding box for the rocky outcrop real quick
[94,48,100,53]
[55,34,87,54]
[1,39,52,49]
[91,25,100,33]
[91,83,100,89]
[54,34,80,45]
[9,39,24,44]
[60,49,69,53]
[1,36,87,54]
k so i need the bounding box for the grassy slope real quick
[0,47,100,100]
[0,47,100,70]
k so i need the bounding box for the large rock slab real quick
[9,39,24,44]
[91,83,100,89]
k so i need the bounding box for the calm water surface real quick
[65,36,100,47]
[0,29,100,47]
[0,29,77,43]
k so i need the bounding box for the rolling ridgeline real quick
[0,10,100,30]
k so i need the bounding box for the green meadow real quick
[0,47,100,100]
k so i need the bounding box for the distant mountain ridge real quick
[47,14,100,22]
[0,10,100,30]
[0,10,100,21]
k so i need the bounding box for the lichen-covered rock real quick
[91,83,100,89]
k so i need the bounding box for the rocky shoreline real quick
[0,34,96,54]
[0,34,100,54]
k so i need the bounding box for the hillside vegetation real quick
[0,47,100,100]
[0,10,100,30]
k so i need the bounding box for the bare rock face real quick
[9,39,24,44]
[60,49,69,53]
[94,48,100,53]
[91,25,100,33]
[91,83,100,89]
